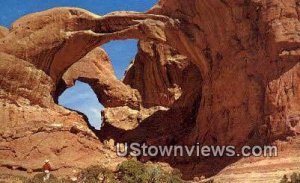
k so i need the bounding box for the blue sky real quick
[0,0,158,129]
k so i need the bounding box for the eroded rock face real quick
[0,52,55,108]
[124,41,194,108]
[0,0,300,182]
[148,0,300,180]
[149,0,300,146]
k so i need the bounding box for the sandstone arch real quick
[1,1,298,147]
[0,8,208,85]
[55,47,142,109]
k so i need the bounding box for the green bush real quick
[117,159,185,183]
[117,159,148,183]
[77,165,118,183]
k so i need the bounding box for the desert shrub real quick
[145,164,163,183]
[117,159,149,183]
[78,165,118,183]
[117,159,185,183]
[150,165,184,183]
[169,169,184,183]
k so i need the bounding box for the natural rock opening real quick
[102,39,139,80]
[57,39,140,131]
[58,80,103,130]
[99,40,203,146]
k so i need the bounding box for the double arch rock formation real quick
[0,6,201,178]
[0,0,300,182]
